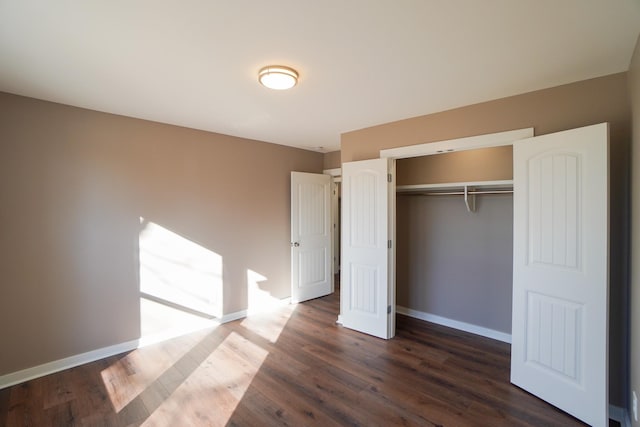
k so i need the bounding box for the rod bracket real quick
[464,185,475,212]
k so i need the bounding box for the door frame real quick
[370,127,534,334]
[338,128,534,328]
[290,171,333,304]
[324,168,342,276]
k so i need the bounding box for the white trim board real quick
[380,128,534,159]
[220,309,247,323]
[323,168,342,176]
[0,320,222,390]
[396,305,512,344]
[0,307,259,390]
[0,338,141,390]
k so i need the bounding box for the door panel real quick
[340,158,395,339]
[291,172,332,303]
[511,123,609,427]
[529,152,580,268]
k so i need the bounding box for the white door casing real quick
[511,123,609,426]
[332,180,340,275]
[291,172,333,303]
[340,158,395,339]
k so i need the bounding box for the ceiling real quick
[1,1,639,153]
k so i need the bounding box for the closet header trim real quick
[380,128,533,159]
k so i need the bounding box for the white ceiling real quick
[1,1,639,152]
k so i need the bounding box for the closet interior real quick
[394,145,514,342]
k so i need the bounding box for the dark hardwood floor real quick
[0,289,605,426]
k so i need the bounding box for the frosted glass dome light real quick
[258,65,298,90]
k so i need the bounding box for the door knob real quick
[291,242,300,247]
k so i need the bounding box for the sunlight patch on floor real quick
[140,331,269,427]
[99,220,300,422]
[100,331,209,413]
[241,304,296,343]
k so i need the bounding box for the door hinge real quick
[388,240,392,249]
[387,305,392,314]
[387,173,392,183]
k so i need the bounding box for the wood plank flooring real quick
[0,289,604,426]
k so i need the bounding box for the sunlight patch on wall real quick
[245,268,294,342]
[246,269,286,315]
[138,298,217,346]
[139,217,223,326]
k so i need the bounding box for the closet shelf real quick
[396,179,513,193]
[396,180,513,213]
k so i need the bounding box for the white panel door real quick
[511,123,609,426]
[340,158,395,339]
[291,172,333,303]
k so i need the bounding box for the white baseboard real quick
[137,320,220,348]
[0,301,296,390]
[216,310,246,323]
[0,320,222,390]
[0,319,221,389]
[396,305,512,344]
[0,338,140,390]
[280,297,292,306]
[609,404,631,426]
[222,297,292,322]
[247,297,291,316]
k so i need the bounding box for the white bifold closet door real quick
[339,158,395,339]
[511,123,609,427]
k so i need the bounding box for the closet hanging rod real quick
[399,189,513,196]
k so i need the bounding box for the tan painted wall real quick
[397,146,513,185]
[0,92,322,376]
[341,73,629,163]
[341,73,631,407]
[629,35,640,426]
[323,150,341,170]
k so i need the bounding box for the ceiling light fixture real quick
[258,65,298,90]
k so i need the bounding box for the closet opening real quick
[369,126,535,344]
[395,147,515,343]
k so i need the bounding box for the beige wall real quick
[0,92,322,376]
[323,150,341,170]
[397,146,513,185]
[629,35,640,427]
[341,73,629,163]
[341,73,631,407]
